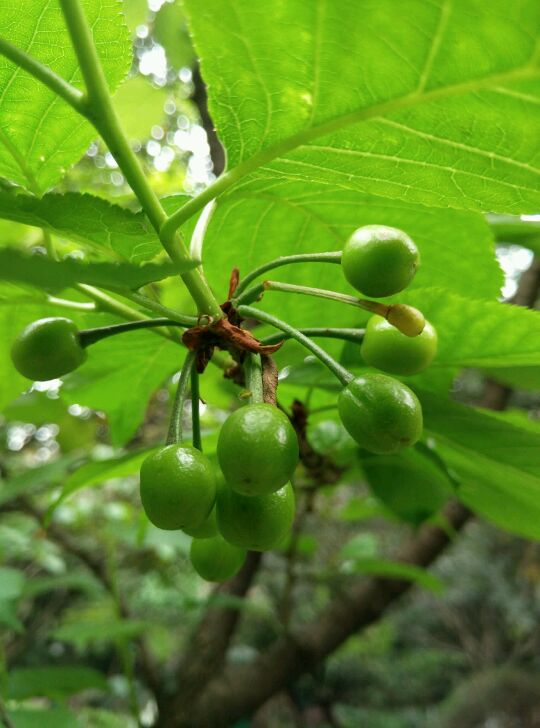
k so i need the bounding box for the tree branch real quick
[158,551,262,716]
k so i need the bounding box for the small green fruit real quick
[342,225,419,297]
[140,445,216,531]
[217,403,298,496]
[338,374,422,454]
[11,317,86,381]
[190,534,246,582]
[216,482,295,551]
[361,315,437,375]
[182,507,218,538]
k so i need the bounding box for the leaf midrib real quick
[166,58,539,231]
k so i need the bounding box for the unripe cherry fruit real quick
[338,373,422,454]
[11,317,86,381]
[342,225,419,298]
[361,315,437,375]
[139,445,216,531]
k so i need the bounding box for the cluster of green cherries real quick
[140,401,298,582]
[11,224,437,582]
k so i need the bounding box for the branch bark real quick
[157,551,261,720]
[161,257,539,727]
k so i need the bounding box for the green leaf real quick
[420,390,540,539]
[62,329,183,445]
[48,447,157,516]
[23,573,101,599]
[0,567,25,600]
[0,0,131,192]
[112,76,168,141]
[154,1,195,70]
[6,707,78,728]
[343,558,444,594]
[0,455,80,506]
[339,533,379,560]
[200,196,501,331]
[0,248,189,293]
[362,449,452,525]
[51,618,149,649]
[186,0,540,214]
[7,666,107,700]
[398,288,540,377]
[0,190,161,262]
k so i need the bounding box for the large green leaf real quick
[0,247,189,292]
[399,289,540,378]
[62,328,183,445]
[185,0,540,214]
[201,194,502,330]
[7,666,107,700]
[112,75,168,142]
[48,446,157,516]
[0,189,161,262]
[420,391,540,539]
[0,0,131,192]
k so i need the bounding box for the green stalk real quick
[237,305,352,386]
[261,327,365,346]
[245,353,264,403]
[0,37,85,113]
[191,366,202,451]
[234,252,342,297]
[253,280,390,317]
[47,296,96,312]
[167,350,197,445]
[78,318,186,348]
[59,0,222,319]
[108,290,198,327]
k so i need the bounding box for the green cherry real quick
[217,403,298,496]
[190,534,246,582]
[338,373,423,454]
[140,445,216,531]
[216,482,295,552]
[342,225,419,297]
[361,315,438,375]
[11,317,86,381]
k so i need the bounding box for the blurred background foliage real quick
[0,1,539,727]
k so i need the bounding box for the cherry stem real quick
[237,280,391,316]
[245,353,264,404]
[261,327,365,346]
[237,305,352,387]
[191,366,202,451]
[167,350,197,446]
[233,251,342,298]
[78,318,187,348]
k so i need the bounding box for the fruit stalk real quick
[237,305,352,386]
[167,350,197,445]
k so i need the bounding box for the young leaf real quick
[0,1,131,192]
[185,0,539,214]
